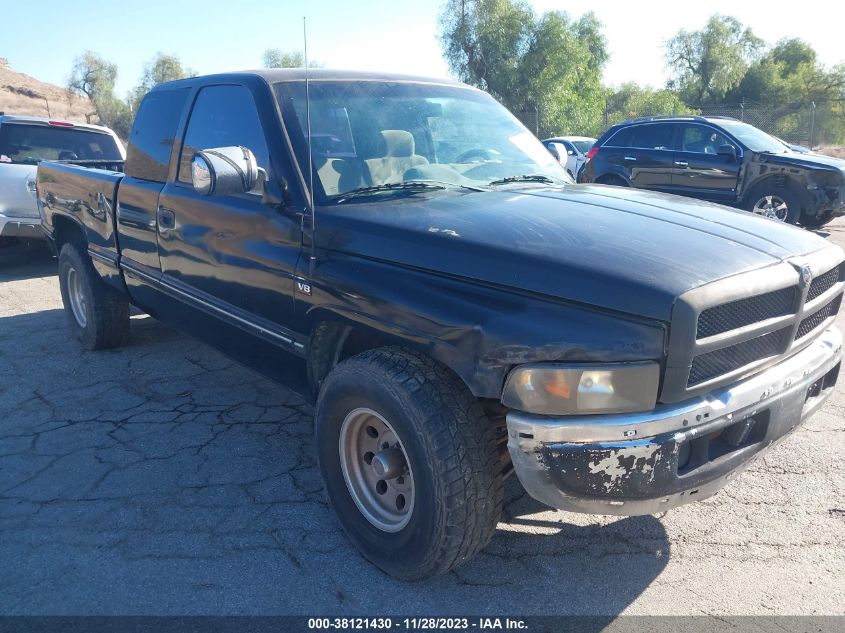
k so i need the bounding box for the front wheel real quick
[315,347,503,580]
[745,185,801,224]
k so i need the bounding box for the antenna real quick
[304,17,317,274]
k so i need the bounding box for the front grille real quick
[697,287,796,338]
[807,265,841,301]
[688,327,789,387]
[666,257,845,400]
[795,294,842,340]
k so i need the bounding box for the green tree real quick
[733,39,845,144]
[262,49,322,69]
[67,51,132,138]
[127,53,195,113]
[439,0,608,136]
[605,83,697,126]
[666,14,763,104]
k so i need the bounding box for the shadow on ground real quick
[0,306,668,617]
[0,239,55,282]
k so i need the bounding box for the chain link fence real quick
[597,99,845,148]
[693,103,817,146]
[514,99,844,148]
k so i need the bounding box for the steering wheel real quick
[455,148,492,163]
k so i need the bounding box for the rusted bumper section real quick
[506,327,842,516]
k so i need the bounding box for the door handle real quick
[623,156,637,161]
[674,161,689,167]
[157,206,176,232]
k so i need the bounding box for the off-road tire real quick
[58,243,129,350]
[315,346,503,581]
[744,183,802,224]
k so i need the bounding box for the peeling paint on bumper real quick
[507,327,842,516]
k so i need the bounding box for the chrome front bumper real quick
[506,327,842,515]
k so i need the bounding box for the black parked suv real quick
[579,115,845,228]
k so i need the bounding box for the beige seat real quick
[364,130,428,185]
[317,157,368,196]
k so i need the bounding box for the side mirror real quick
[717,144,738,160]
[191,146,260,196]
[567,150,575,156]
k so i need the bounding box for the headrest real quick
[380,130,415,157]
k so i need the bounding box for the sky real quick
[2,0,844,98]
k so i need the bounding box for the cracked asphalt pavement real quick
[1,224,844,617]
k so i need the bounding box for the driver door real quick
[156,83,302,333]
[669,123,741,203]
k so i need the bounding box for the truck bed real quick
[37,161,125,280]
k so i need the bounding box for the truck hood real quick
[315,184,833,321]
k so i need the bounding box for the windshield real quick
[0,123,122,165]
[716,120,788,153]
[274,81,569,201]
[572,140,595,154]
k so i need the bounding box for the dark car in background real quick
[579,115,845,228]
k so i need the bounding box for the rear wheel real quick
[58,243,129,350]
[745,184,801,224]
[315,347,503,580]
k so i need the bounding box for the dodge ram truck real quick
[37,70,844,580]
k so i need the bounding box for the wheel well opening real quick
[745,175,801,201]
[307,322,399,397]
[52,216,86,253]
[596,174,626,186]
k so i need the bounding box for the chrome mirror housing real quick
[191,146,260,196]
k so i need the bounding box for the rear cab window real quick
[0,123,121,165]
[125,88,190,182]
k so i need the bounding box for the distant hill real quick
[0,58,96,123]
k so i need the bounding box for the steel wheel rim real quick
[338,407,415,533]
[66,266,88,327]
[752,195,789,221]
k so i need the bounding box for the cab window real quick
[630,124,677,151]
[177,85,269,193]
[125,88,189,182]
[680,124,733,155]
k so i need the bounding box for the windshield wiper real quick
[335,181,447,203]
[407,179,488,192]
[488,174,557,186]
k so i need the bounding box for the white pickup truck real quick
[0,114,124,240]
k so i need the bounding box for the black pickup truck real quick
[37,70,844,580]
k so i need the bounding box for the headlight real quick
[502,362,660,415]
